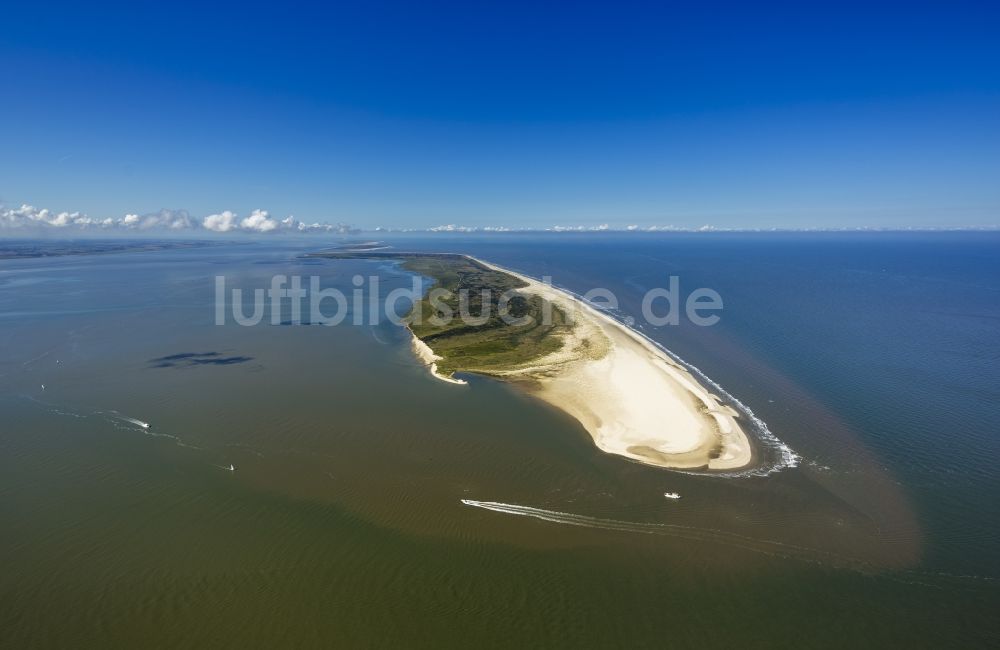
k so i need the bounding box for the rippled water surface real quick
[1,233,998,648]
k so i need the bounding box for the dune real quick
[408,326,469,385]
[466,258,753,471]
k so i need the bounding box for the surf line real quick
[471,259,799,477]
[459,499,875,570]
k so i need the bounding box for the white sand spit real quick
[473,258,752,470]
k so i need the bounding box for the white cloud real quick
[297,221,341,232]
[547,224,612,232]
[0,204,98,229]
[130,209,195,230]
[0,202,356,235]
[201,211,239,232]
[239,209,278,233]
[429,224,479,232]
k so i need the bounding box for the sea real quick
[1,232,998,648]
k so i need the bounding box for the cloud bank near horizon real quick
[4,203,996,236]
[422,223,722,233]
[0,204,357,234]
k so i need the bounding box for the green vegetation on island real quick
[0,239,215,260]
[310,251,570,376]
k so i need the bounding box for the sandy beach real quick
[419,257,753,471]
[408,326,469,385]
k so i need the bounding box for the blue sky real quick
[1,0,998,232]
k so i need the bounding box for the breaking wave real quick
[482,261,800,477]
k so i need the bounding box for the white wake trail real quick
[459,499,875,569]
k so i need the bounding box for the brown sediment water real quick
[1,236,996,649]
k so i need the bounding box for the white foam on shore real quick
[613,324,800,477]
[616,329,798,477]
[408,327,468,385]
[471,258,799,477]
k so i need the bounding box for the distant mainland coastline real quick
[0,239,216,260]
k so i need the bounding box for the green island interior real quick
[312,252,570,375]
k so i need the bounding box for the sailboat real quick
[228,464,236,472]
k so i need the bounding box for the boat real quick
[120,416,150,429]
[663,492,681,500]
[228,464,235,472]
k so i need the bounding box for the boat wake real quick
[460,499,997,588]
[117,415,150,429]
[461,498,868,568]
[106,413,195,446]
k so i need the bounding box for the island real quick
[310,250,754,471]
[0,239,217,260]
